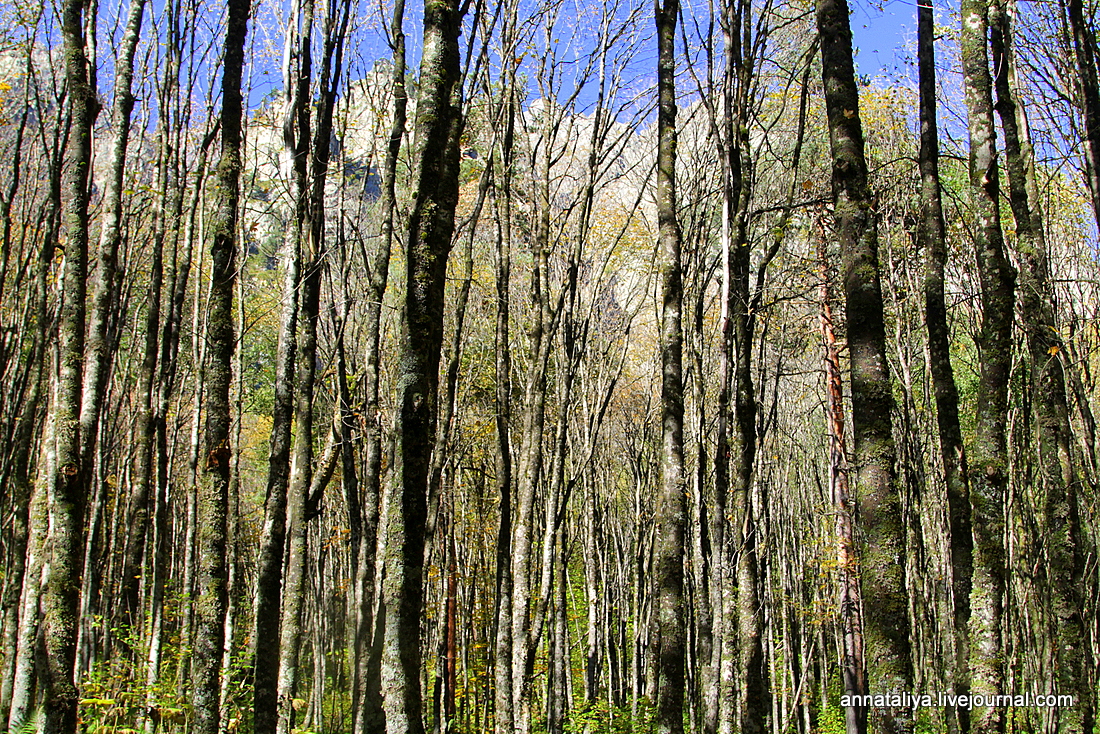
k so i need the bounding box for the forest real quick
[0,0,1098,731]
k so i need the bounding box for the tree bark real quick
[193,2,251,733]
[1066,0,1100,233]
[917,6,971,732]
[990,5,1094,730]
[959,0,1015,727]
[815,0,912,730]
[379,0,463,729]
[655,2,686,734]
[41,0,100,728]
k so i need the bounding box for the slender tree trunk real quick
[547,528,568,734]
[141,12,188,726]
[0,385,40,727]
[689,282,716,734]
[70,0,145,666]
[655,2,686,733]
[81,0,146,584]
[253,2,312,725]
[492,81,516,734]
[379,0,463,729]
[1066,0,1100,233]
[276,0,349,721]
[121,0,181,634]
[990,6,1095,730]
[171,119,213,693]
[193,2,251,733]
[819,218,867,734]
[720,3,766,729]
[0,165,49,728]
[444,535,459,734]
[959,0,1015,727]
[352,2,403,731]
[510,131,553,734]
[815,1,912,730]
[917,6,971,733]
[7,478,48,732]
[274,3,319,731]
[41,0,100,728]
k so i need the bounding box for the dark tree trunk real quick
[655,2,686,734]
[378,0,463,729]
[917,6,971,733]
[959,0,1014,728]
[1066,0,1100,233]
[41,0,99,728]
[990,6,1095,730]
[193,2,251,734]
[492,84,516,734]
[815,0,912,731]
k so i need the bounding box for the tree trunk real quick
[379,0,463,729]
[193,2,251,733]
[41,0,100,728]
[492,74,516,734]
[276,0,349,722]
[0,137,49,726]
[917,6,971,732]
[819,218,867,734]
[352,2,403,732]
[720,2,766,730]
[252,1,312,725]
[990,5,1095,730]
[655,2,686,734]
[1066,0,1100,233]
[273,3,317,733]
[82,0,146,615]
[141,11,190,727]
[959,0,1015,727]
[815,0,912,730]
[7,480,48,732]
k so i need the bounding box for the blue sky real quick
[850,0,918,80]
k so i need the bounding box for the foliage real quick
[564,698,655,734]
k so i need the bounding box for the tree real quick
[990,3,1095,729]
[350,3,405,733]
[959,0,1015,727]
[917,3,972,731]
[193,2,251,733]
[378,0,464,730]
[815,0,912,731]
[654,0,686,733]
[1,3,1099,734]
[1066,0,1100,232]
[41,0,100,728]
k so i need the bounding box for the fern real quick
[4,707,42,734]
